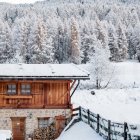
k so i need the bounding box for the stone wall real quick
[0,109,71,139]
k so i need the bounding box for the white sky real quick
[0,0,44,4]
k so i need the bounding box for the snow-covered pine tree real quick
[1,0,140,63]
[117,22,128,61]
[54,20,70,63]
[29,17,54,64]
[126,25,136,59]
[0,20,14,63]
[95,19,108,48]
[12,16,31,63]
[81,26,95,64]
[108,22,119,61]
[132,23,140,62]
[70,17,81,64]
[127,9,139,28]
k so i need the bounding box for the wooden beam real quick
[0,105,71,109]
[4,95,32,99]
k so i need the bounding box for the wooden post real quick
[87,109,90,125]
[79,106,81,120]
[108,120,111,140]
[124,122,127,140]
[97,114,100,133]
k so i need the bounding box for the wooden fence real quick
[72,107,140,140]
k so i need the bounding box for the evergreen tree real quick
[0,20,14,63]
[117,22,128,61]
[132,23,140,62]
[70,17,81,64]
[81,32,95,64]
[126,25,136,59]
[95,19,108,48]
[108,22,119,61]
[12,17,31,63]
[29,17,54,63]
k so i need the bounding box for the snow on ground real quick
[79,60,140,89]
[0,130,12,140]
[72,88,140,124]
[57,121,103,140]
[112,61,140,88]
[71,61,140,135]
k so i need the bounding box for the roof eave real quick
[0,76,90,80]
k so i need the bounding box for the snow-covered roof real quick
[57,121,103,140]
[0,64,89,80]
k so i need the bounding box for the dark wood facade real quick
[0,80,72,109]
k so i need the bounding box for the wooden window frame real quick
[7,83,17,95]
[20,83,31,95]
[38,117,50,128]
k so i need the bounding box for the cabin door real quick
[11,117,25,140]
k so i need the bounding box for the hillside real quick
[0,0,140,64]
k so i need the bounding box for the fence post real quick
[108,120,111,140]
[124,122,127,140]
[97,114,100,133]
[87,109,90,125]
[79,106,81,120]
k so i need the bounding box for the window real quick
[38,118,49,128]
[7,84,16,95]
[21,84,31,95]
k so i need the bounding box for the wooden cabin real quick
[0,64,89,140]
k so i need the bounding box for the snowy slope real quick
[71,61,140,135]
[112,61,140,88]
[72,89,140,124]
[57,121,103,140]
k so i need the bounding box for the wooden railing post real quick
[87,109,90,125]
[108,120,111,140]
[97,114,100,133]
[124,122,127,140]
[79,106,81,120]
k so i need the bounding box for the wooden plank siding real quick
[0,80,71,109]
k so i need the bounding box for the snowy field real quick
[72,88,140,124]
[57,121,103,140]
[71,61,140,134]
[112,61,140,88]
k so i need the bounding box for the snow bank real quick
[0,130,12,140]
[57,121,103,140]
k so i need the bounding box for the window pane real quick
[26,85,30,89]
[8,85,11,88]
[7,84,16,95]
[21,85,25,89]
[12,89,16,93]
[21,84,31,94]
[26,90,30,93]
[38,118,49,128]
[12,85,16,89]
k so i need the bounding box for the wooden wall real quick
[0,80,71,109]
